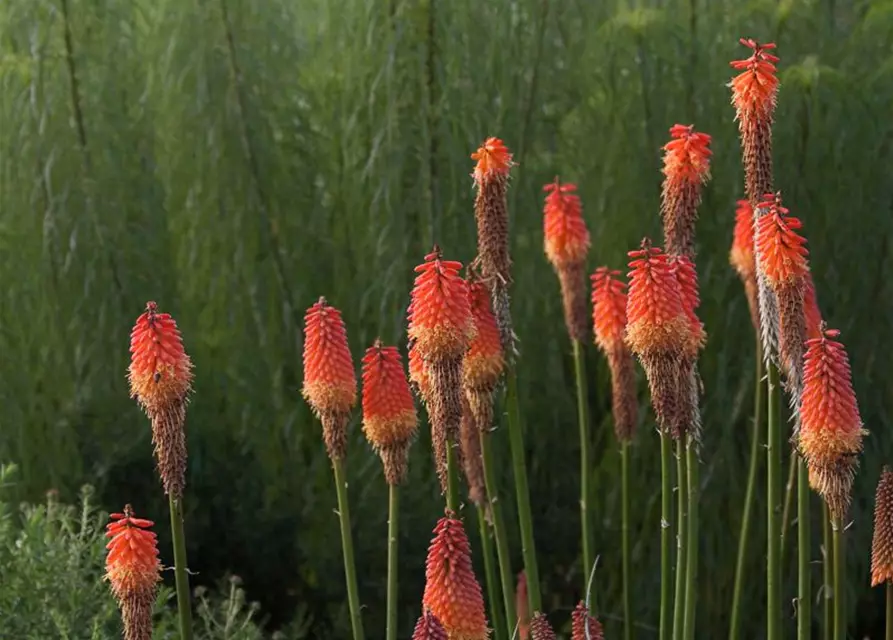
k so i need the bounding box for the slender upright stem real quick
[446,441,460,512]
[683,441,699,640]
[833,516,845,640]
[730,341,764,640]
[781,455,797,565]
[886,582,892,640]
[572,340,593,586]
[505,369,542,613]
[332,458,365,640]
[797,457,811,640]
[386,485,400,640]
[168,495,194,640]
[476,504,506,640]
[621,440,633,640]
[673,439,688,640]
[660,432,672,640]
[481,429,518,632]
[823,502,833,640]
[767,363,782,640]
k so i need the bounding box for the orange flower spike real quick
[730,199,756,279]
[755,192,810,289]
[672,255,706,348]
[408,248,475,361]
[128,301,193,416]
[729,39,780,120]
[422,515,489,640]
[412,610,449,640]
[662,124,712,186]
[471,137,513,186]
[871,467,893,587]
[542,179,590,268]
[591,267,628,354]
[464,279,505,392]
[571,601,605,640]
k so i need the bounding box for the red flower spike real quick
[662,125,712,186]
[423,516,489,640]
[871,467,893,587]
[591,267,628,354]
[542,179,590,268]
[471,137,513,185]
[106,505,160,640]
[729,39,780,121]
[412,609,449,640]
[730,199,756,279]
[528,612,556,640]
[672,256,705,349]
[302,298,357,460]
[361,341,418,485]
[799,327,865,517]
[755,192,809,288]
[571,601,605,640]
[464,280,505,392]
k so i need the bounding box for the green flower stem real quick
[823,502,833,640]
[386,484,400,640]
[476,503,506,640]
[506,368,542,614]
[767,363,782,640]
[833,515,845,640]
[886,582,892,640]
[481,428,518,632]
[168,494,194,640]
[621,440,633,640]
[781,454,797,566]
[797,457,811,640]
[660,432,673,640]
[730,340,764,640]
[446,440,459,513]
[332,457,365,640]
[683,441,699,640]
[573,339,593,588]
[673,438,688,640]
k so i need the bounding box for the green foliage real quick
[0,0,891,637]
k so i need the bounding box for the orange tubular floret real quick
[755,192,809,288]
[542,179,590,268]
[591,267,628,354]
[729,39,779,119]
[302,299,357,415]
[128,301,193,414]
[361,342,417,449]
[408,250,475,360]
[105,507,161,599]
[730,199,756,278]
[464,280,504,390]
[662,124,712,185]
[471,137,512,185]
[672,255,705,347]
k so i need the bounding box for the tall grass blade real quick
[573,340,593,587]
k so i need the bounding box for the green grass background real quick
[1,0,892,636]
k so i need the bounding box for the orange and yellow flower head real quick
[660,125,712,257]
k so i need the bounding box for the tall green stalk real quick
[660,432,672,640]
[797,457,811,640]
[683,441,699,640]
[386,485,400,640]
[572,340,593,587]
[168,495,194,640]
[673,439,688,640]
[505,369,542,613]
[781,455,797,565]
[621,440,633,640]
[767,363,782,640]
[446,441,459,513]
[730,340,764,640]
[886,582,892,640]
[332,458,365,640]
[476,504,506,640]
[481,429,518,632]
[833,515,845,640]
[823,503,833,640]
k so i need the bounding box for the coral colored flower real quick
[471,137,513,185]
[591,268,628,353]
[803,272,823,341]
[672,255,705,348]
[542,179,590,268]
[516,571,529,640]
[412,609,449,640]
[730,199,756,279]
[571,601,604,640]
[662,125,712,186]
[128,301,193,416]
[106,506,160,601]
[408,249,475,361]
[528,613,556,640]
[423,516,489,640]
[872,467,893,586]
[408,340,431,402]
[729,39,780,121]
[799,328,864,517]
[755,192,809,288]
[464,279,504,392]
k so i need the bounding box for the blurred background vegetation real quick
[1,0,891,637]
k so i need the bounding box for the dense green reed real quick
[1,0,892,636]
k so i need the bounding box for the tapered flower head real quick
[362,341,418,485]
[672,255,705,349]
[413,609,449,640]
[528,613,556,640]
[660,124,712,257]
[464,278,504,392]
[755,192,809,288]
[591,268,627,354]
[302,298,357,460]
[106,505,159,640]
[872,468,893,586]
[471,137,513,186]
[729,38,779,121]
[543,179,590,268]
[423,515,489,640]
[128,301,193,416]
[408,248,474,361]
[730,199,756,280]
[799,327,864,517]
[571,601,604,640]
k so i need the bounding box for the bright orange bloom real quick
[128,301,193,415]
[803,272,823,341]
[571,601,604,640]
[730,199,755,279]
[408,248,475,360]
[105,506,160,600]
[471,137,512,185]
[464,279,504,391]
[423,516,489,640]
[591,267,628,354]
[662,124,712,186]
[755,192,809,288]
[542,179,590,268]
[672,255,705,348]
[361,342,417,448]
[528,613,556,640]
[729,38,779,121]
[871,467,893,586]
[302,298,357,417]
[412,609,449,640]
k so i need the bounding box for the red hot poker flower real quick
[422,515,489,640]
[872,467,893,586]
[672,255,705,349]
[464,279,504,392]
[591,267,628,354]
[730,199,756,280]
[106,505,160,640]
[571,601,605,640]
[412,609,449,640]
[729,39,780,121]
[755,192,809,288]
[528,612,556,640]
[661,125,712,257]
[542,179,590,268]
[471,137,513,186]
